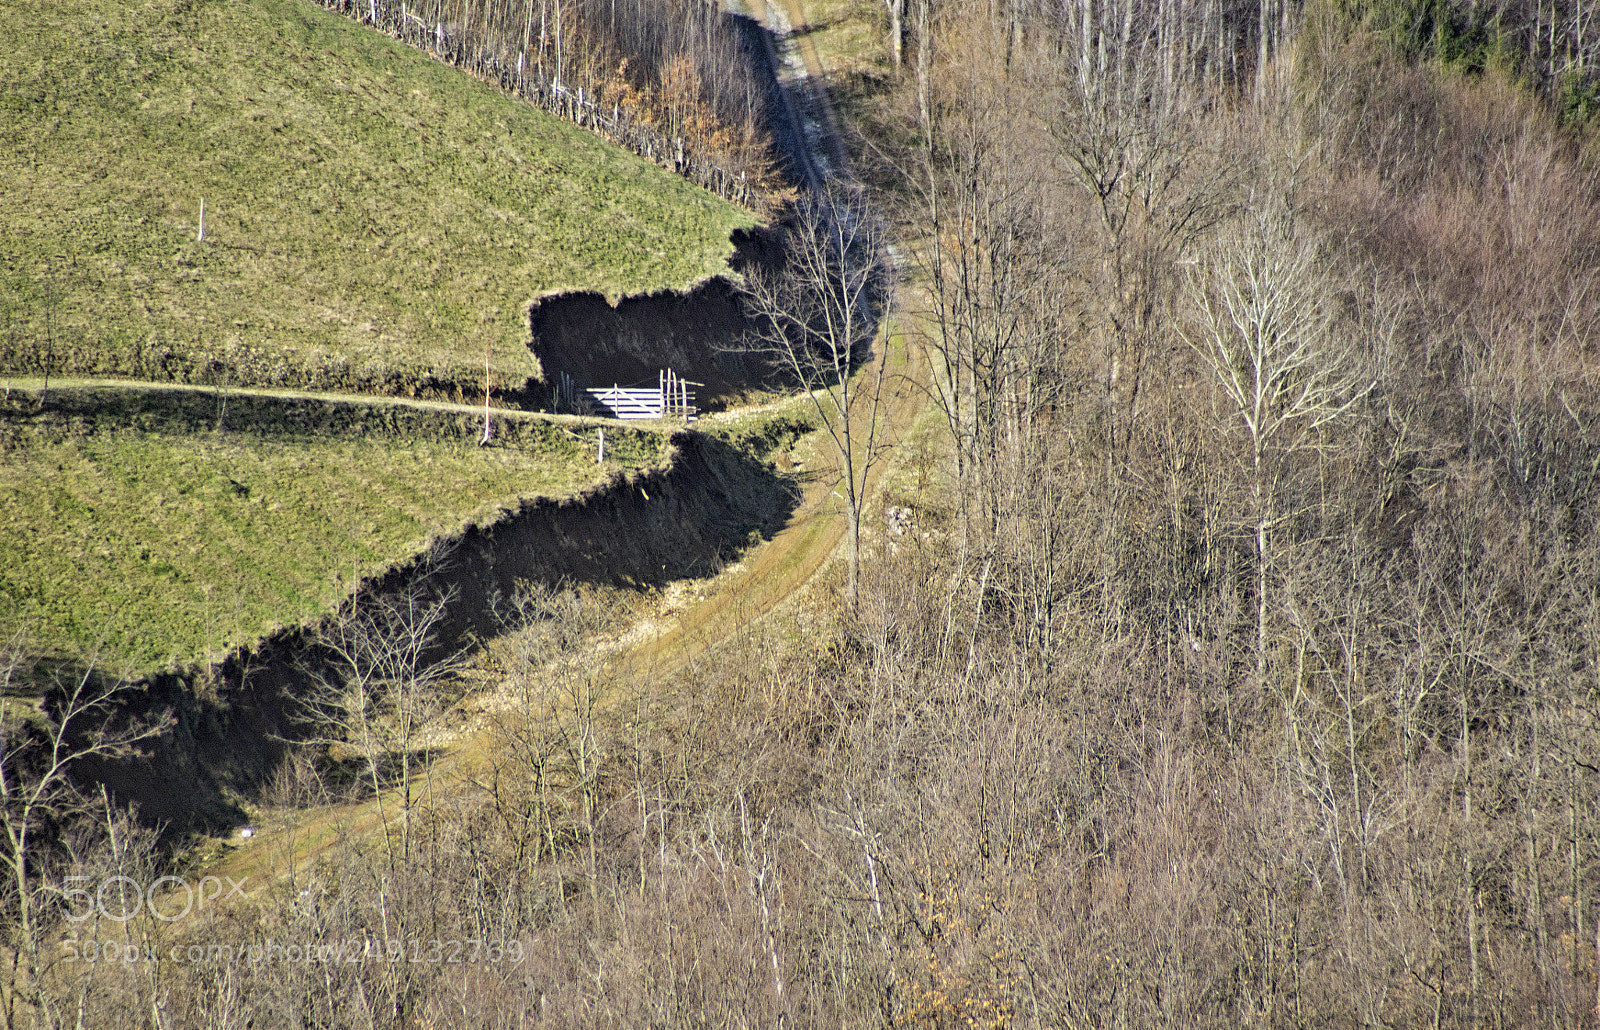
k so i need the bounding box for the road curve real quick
[201,0,928,885]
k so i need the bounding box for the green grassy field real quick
[0,387,668,677]
[0,0,757,400]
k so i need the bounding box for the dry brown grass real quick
[15,4,1600,1028]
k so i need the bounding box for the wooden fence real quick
[660,368,698,421]
[581,368,700,420]
[304,0,768,210]
[586,385,663,420]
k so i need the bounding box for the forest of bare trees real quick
[866,0,1600,1021]
[5,0,1600,1025]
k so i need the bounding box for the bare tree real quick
[884,0,906,69]
[1051,59,1234,458]
[740,183,892,607]
[0,640,168,1030]
[295,579,465,867]
[481,581,634,914]
[912,89,1064,523]
[1183,208,1373,685]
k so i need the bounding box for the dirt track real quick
[206,348,926,890]
[4,376,593,423]
[742,0,851,181]
[200,0,930,886]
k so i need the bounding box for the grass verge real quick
[795,0,895,83]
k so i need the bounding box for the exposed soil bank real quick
[521,9,825,414]
[73,429,801,832]
[528,227,788,412]
[521,8,824,414]
[371,428,801,638]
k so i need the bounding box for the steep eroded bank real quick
[74,426,803,831]
[527,226,789,412]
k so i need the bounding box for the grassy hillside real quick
[0,0,757,400]
[0,387,668,677]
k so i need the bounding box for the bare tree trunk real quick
[736,183,890,610]
[887,0,905,69]
[916,0,934,133]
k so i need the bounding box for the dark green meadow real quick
[0,387,667,676]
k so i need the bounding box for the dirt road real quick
[199,0,927,886]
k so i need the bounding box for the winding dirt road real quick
[201,0,928,886]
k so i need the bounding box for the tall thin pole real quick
[480,339,493,445]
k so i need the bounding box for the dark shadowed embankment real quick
[73,429,800,832]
